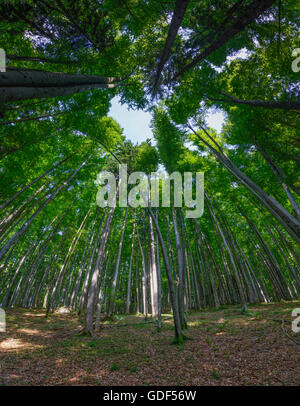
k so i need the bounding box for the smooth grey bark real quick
[209,93,300,111]
[172,207,186,327]
[126,222,136,314]
[0,186,53,251]
[187,242,201,309]
[273,225,300,269]
[213,221,238,304]
[193,221,220,309]
[13,241,40,307]
[43,233,73,311]
[14,216,61,307]
[108,207,128,316]
[95,252,110,332]
[204,195,247,308]
[0,183,48,238]
[255,143,300,220]
[196,243,213,306]
[0,69,127,103]
[49,209,91,311]
[85,194,117,334]
[6,54,72,64]
[155,210,162,330]
[178,211,190,311]
[0,240,18,278]
[203,232,228,305]
[136,224,148,318]
[174,0,276,79]
[188,123,300,244]
[0,111,65,126]
[1,245,33,307]
[241,209,292,300]
[149,214,159,317]
[0,157,90,262]
[218,212,257,304]
[78,210,105,314]
[70,216,98,310]
[147,207,184,342]
[153,0,190,89]
[34,252,58,308]
[0,150,78,211]
[21,212,69,307]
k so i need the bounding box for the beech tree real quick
[0,0,299,346]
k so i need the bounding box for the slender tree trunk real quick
[153,0,190,89]
[149,214,159,318]
[126,222,136,314]
[188,124,300,244]
[209,93,300,111]
[155,210,162,330]
[255,143,300,220]
[6,54,73,64]
[0,150,78,211]
[172,207,187,327]
[204,195,247,309]
[136,225,148,318]
[78,210,105,314]
[0,157,91,262]
[85,190,118,334]
[1,245,33,307]
[175,0,276,79]
[95,253,110,332]
[148,207,184,343]
[108,208,128,316]
[0,69,127,103]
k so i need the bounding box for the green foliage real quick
[0,0,299,346]
[110,362,120,372]
[211,370,221,380]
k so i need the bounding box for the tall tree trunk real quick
[153,0,190,89]
[48,209,90,311]
[136,225,148,318]
[148,207,184,343]
[155,210,162,331]
[0,156,91,262]
[188,124,300,244]
[204,195,247,309]
[172,207,187,328]
[95,252,110,332]
[149,213,159,318]
[85,193,117,334]
[209,93,300,111]
[0,69,127,103]
[1,245,33,307]
[0,150,78,211]
[108,208,128,317]
[78,210,106,314]
[175,0,276,79]
[255,143,300,220]
[126,222,136,314]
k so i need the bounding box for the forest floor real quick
[0,301,299,386]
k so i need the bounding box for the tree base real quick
[241,303,248,313]
[181,321,188,330]
[171,333,191,345]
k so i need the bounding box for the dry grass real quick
[0,301,299,386]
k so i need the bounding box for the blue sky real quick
[108,96,225,144]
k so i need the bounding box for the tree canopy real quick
[0,0,299,341]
